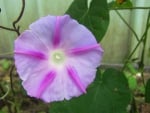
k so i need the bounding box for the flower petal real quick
[53,16,61,47]
[35,70,56,98]
[66,65,86,93]
[22,69,54,98]
[66,47,103,87]
[14,52,49,81]
[68,43,102,55]
[14,50,47,60]
[29,15,56,49]
[58,15,98,49]
[66,59,97,89]
[39,67,87,102]
[15,30,49,52]
[14,14,104,103]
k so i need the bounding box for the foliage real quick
[0,0,150,113]
[145,79,150,103]
[66,0,109,41]
[0,59,11,70]
[49,69,131,113]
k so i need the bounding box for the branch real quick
[13,0,25,26]
[13,0,25,36]
[0,26,15,32]
[0,0,25,36]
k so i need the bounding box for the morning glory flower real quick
[14,15,103,103]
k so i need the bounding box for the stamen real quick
[14,50,47,59]
[55,54,61,60]
[53,16,61,47]
[66,65,86,93]
[51,50,65,65]
[37,70,56,98]
[68,44,102,55]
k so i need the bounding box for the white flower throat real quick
[50,50,66,65]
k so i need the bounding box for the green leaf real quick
[145,79,150,103]
[66,0,109,42]
[49,69,131,113]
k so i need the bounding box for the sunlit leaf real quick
[49,69,131,113]
[66,0,109,42]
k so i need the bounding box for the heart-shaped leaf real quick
[49,69,131,113]
[145,79,150,103]
[66,0,109,42]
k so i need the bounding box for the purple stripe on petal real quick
[37,70,56,98]
[68,44,103,55]
[14,50,47,60]
[53,16,61,47]
[66,65,86,93]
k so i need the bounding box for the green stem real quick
[0,85,10,100]
[139,10,150,87]
[115,10,139,41]
[123,27,147,70]
[140,10,150,67]
[110,7,150,10]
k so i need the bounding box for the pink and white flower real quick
[14,15,103,103]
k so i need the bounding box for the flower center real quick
[50,50,66,65]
